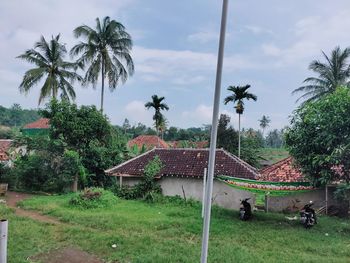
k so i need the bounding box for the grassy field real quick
[259,148,290,164]
[1,194,350,263]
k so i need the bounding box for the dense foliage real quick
[215,114,262,167]
[0,104,39,127]
[114,156,163,200]
[42,99,127,186]
[69,188,118,209]
[10,136,84,192]
[286,87,350,186]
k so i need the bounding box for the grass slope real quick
[260,148,290,164]
[2,194,350,263]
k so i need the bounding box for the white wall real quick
[120,176,254,210]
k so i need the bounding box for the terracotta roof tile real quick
[127,135,169,150]
[258,157,306,182]
[23,118,50,129]
[0,139,13,161]
[106,148,258,180]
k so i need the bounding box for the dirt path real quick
[4,191,62,224]
[2,192,105,263]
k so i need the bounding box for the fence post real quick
[265,193,269,213]
[202,168,207,218]
[0,219,8,263]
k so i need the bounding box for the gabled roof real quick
[258,157,306,182]
[0,139,13,161]
[127,135,169,149]
[23,118,50,129]
[106,148,259,180]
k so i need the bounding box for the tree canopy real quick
[286,87,350,185]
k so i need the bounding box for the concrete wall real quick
[266,187,337,212]
[118,176,254,210]
[159,177,254,210]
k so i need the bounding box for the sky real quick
[1,0,350,132]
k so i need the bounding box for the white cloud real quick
[181,104,242,128]
[261,10,350,66]
[187,30,218,44]
[244,25,274,36]
[124,100,153,126]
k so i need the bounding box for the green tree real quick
[293,46,350,103]
[224,85,257,158]
[145,95,169,137]
[286,87,350,185]
[42,99,126,186]
[71,16,134,112]
[259,115,270,138]
[17,34,81,104]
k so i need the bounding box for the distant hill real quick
[0,104,40,127]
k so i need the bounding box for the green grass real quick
[2,194,350,263]
[260,148,290,164]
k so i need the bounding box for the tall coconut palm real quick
[259,115,270,137]
[17,34,82,105]
[71,16,134,112]
[293,46,350,103]
[145,95,169,142]
[224,85,257,158]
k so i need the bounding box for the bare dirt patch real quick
[30,247,103,263]
[3,191,62,224]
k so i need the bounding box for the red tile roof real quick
[0,139,13,161]
[259,157,307,182]
[106,148,259,180]
[23,118,50,129]
[127,135,169,150]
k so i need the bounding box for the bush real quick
[69,188,117,209]
[112,156,163,200]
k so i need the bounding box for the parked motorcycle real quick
[239,198,252,221]
[300,201,317,228]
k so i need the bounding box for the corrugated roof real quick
[106,148,259,180]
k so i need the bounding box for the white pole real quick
[202,168,208,218]
[200,1,229,262]
[0,219,8,263]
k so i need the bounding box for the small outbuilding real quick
[106,148,258,210]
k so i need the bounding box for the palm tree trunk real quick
[238,113,241,158]
[100,61,105,113]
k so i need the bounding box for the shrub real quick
[69,188,117,209]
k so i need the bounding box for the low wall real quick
[160,176,254,210]
[118,175,254,210]
[266,187,337,212]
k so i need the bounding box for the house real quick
[258,157,340,212]
[127,135,169,150]
[258,157,306,182]
[22,118,50,136]
[106,148,258,210]
[0,139,13,164]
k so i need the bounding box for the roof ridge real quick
[260,156,292,173]
[105,148,155,174]
[219,149,259,178]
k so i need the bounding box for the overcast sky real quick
[1,0,350,131]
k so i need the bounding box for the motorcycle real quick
[239,198,252,221]
[300,201,317,228]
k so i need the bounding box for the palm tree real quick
[259,115,270,137]
[145,95,169,140]
[293,46,350,103]
[17,34,81,105]
[224,85,257,158]
[71,16,134,112]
